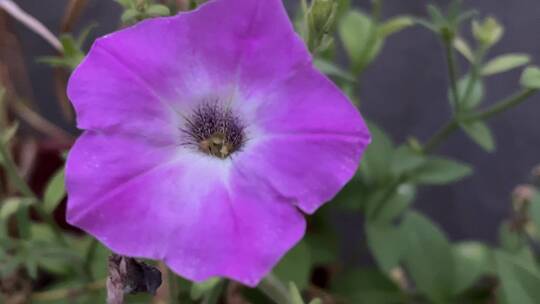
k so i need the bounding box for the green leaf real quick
[359,123,394,184]
[499,222,525,252]
[482,54,530,76]
[332,268,401,303]
[460,121,495,152]
[274,240,311,289]
[43,168,65,213]
[366,184,416,223]
[410,156,473,185]
[289,282,305,304]
[2,122,19,144]
[147,4,171,17]
[452,242,493,294]
[29,224,77,274]
[339,10,383,71]
[453,37,474,62]
[400,211,455,302]
[304,233,338,265]
[390,145,426,176]
[529,190,540,232]
[520,66,540,89]
[308,299,322,304]
[496,250,540,304]
[454,74,485,109]
[121,8,140,24]
[0,198,31,220]
[378,16,413,38]
[366,222,404,272]
[314,58,356,82]
[190,278,221,300]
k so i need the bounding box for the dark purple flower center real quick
[182,102,245,159]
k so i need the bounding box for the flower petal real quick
[68,0,306,136]
[237,67,371,214]
[66,132,305,286]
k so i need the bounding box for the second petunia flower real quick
[66,0,370,286]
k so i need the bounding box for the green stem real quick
[169,269,179,303]
[0,138,67,246]
[258,274,291,304]
[32,279,106,301]
[460,47,486,109]
[467,89,537,121]
[422,120,459,153]
[443,37,460,110]
[83,238,99,281]
[423,88,538,153]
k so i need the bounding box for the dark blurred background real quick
[6,0,540,261]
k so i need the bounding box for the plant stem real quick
[83,238,99,281]
[0,138,67,246]
[168,268,179,303]
[423,88,538,153]
[467,89,538,121]
[443,37,460,110]
[31,279,106,301]
[422,120,459,153]
[258,274,291,304]
[460,47,486,108]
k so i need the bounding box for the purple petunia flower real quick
[66,0,370,286]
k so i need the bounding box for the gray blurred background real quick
[7,0,540,261]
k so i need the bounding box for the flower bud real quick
[472,17,503,47]
[308,0,338,33]
[307,0,338,51]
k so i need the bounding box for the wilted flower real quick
[66,0,369,286]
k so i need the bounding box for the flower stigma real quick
[182,102,245,159]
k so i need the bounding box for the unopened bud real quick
[306,0,338,52]
[308,0,338,34]
[512,184,535,209]
[472,17,503,47]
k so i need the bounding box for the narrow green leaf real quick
[339,10,382,70]
[529,190,540,232]
[274,241,311,289]
[499,222,526,252]
[331,268,401,303]
[410,157,473,185]
[452,242,493,294]
[308,299,322,304]
[121,9,140,24]
[520,66,540,89]
[378,16,413,38]
[2,122,19,143]
[460,121,495,152]
[366,183,416,223]
[359,123,394,183]
[366,222,404,272]
[314,58,356,82]
[454,74,485,109]
[400,211,455,302]
[43,168,66,213]
[147,4,171,17]
[190,278,221,300]
[0,198,31,220]
[496,250,540,304]
[390,145,426,176]
[482,54,530,76]
[453,37,474,62]
[289,282,305,304]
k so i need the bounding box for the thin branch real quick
[0,0,62,52]
[9,100,74,146]
[32,279,106,302]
